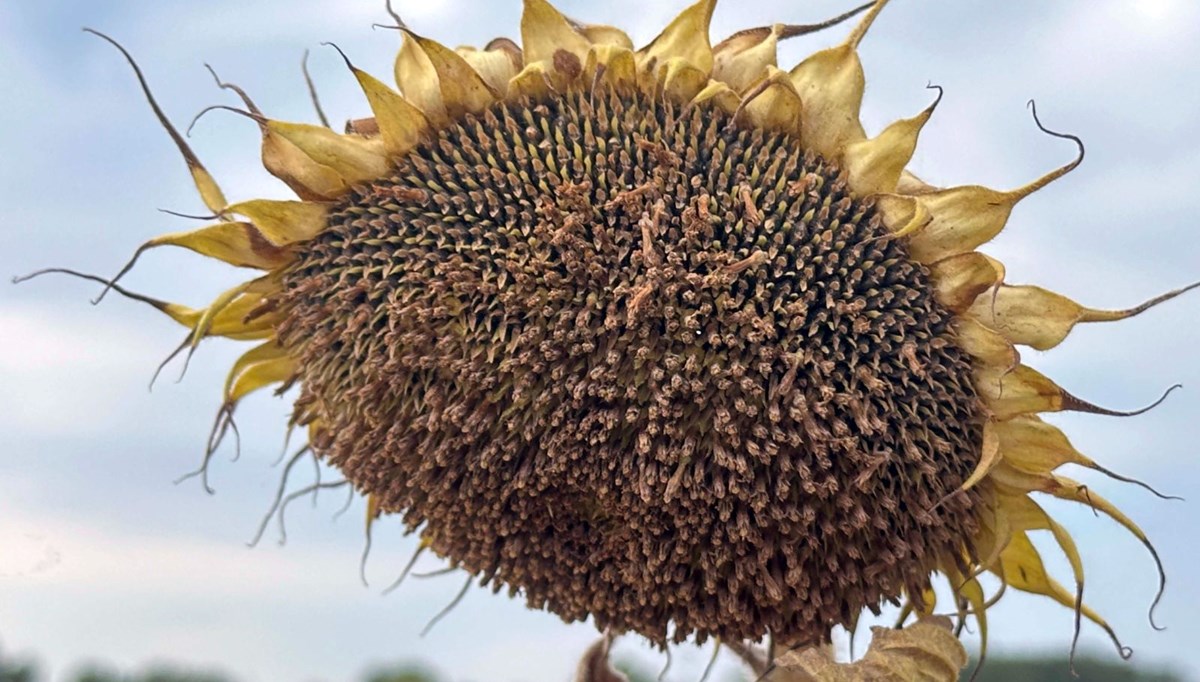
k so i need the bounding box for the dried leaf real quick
[773,617,967,682]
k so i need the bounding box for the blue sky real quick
[2,1,1199,680]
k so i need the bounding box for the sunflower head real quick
[278,79,986,646]
[32,0,1193,671]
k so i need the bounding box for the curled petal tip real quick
[1011,102,1085,199]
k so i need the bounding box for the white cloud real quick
[0,305,167,437]
[1036,0,1200,95]
[0,510,345,597]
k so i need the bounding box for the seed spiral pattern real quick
[277,87,986,645]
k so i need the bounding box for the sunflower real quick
[32,0,1193,675]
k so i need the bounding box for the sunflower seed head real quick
[277,88,985,645]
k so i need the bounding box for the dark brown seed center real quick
[276,88,985,645]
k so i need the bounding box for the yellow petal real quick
[995,415,1180,501]
[789,46,865,156]
[395,33,448,125]
[844,89,940,195]
[991,470,1167,634]
[739,67,803,134]
[81,274,276,342]
[583,45,638,90]
[974,363,1063,419]
[983,255,1007,288]
[99,221,291,299]
[189,166,228,217]
[142,279,278,347]
[86,30,228,213]
[957,575,990,674]
[223,341,293,403]
[786,0,892,158]
[712,26,779,93]
[224,200,330,246]
[895,587,938,621]
[266,120,390,184]
[457,39,523,96]
[712,1,880,95]
[149,222,290,270]
[1047,475,1167,629]
[261,128,348,200]
[577,24,633,49]
[993,530,1115,641]
[954,316,1020,371]
[897,170,936,195]
[307,420,324,446]
[222,340,285,393]
[904,134,1084,262]
[360,490,387,561]
[994,416,1088,475]
[874,194,931,239]
[188,280,259,348]
[521,0,592,65]
[971,499,1012,584]
[904,186,1015,263]
[509,61,555,99]
[917,586,939,616]
[928,252,1004,314]
[153,299,211,331]
[363,494,379,549]
[978,363,1182,421]
[994,531,1069,601]
[844,0,891,49]
[405,33,499,117]
[969,282,1200,352]
[997,464,1158,576]
[943,565,988,657]
[638,0,718,75]
[957,420,1000,494]
[659,59,710,102]
[1001,494,1084,592]
[688,80,741,115]
[227,356,294,404]
[349,65,430,157]
[1003,471,1161,567]
[204,294,279,340]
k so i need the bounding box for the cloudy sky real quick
[2,1,1199,680]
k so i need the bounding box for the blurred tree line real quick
[962,656,1184,682]
[0,646,1185,682]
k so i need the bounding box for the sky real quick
[2,0,1199,681]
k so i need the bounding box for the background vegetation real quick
[0,645,1187,682]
